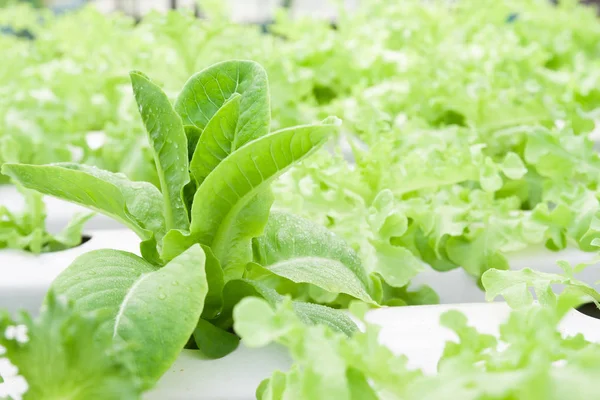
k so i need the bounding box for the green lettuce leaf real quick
[49,245,208,387]
[130,71,190,231]
[0,292,141,400]
[251,211,374,304]
[174,60,270,149]
[189,93,241,186]
[2,163,166,244]
[178,118,340,274]
[235,294,600,400]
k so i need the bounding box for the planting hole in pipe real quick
[33,234,92,253]
[576,302,600,320]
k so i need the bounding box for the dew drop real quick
[158,293,167,300]
[172,281,179,286]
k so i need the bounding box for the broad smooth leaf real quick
[175,60,270,149]
[219,189,274,279]
[2,163,165,242]
[190,93,241,186]
[199,244,225,320]
[253,211,373,303]
[160,189,273,275]
[189,118,340,267]
[50,245,208,387]
[130,71,190,231]
[192,318,240,359]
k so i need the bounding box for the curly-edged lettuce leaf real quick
[0,184,93,254]
[412,303,600,400]
[273,118,600,300]
[263,0,600,299]
[235,296,418,399]
[482,264,600,309]
[0,292,141,400]
[235,295,600,400]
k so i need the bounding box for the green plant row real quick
[2,60,600,399]
[2,2,600,306]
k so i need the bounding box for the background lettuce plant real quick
[0,184,92,253]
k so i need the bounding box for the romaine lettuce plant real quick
[2,60,374,388]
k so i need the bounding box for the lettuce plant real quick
[0,184,92,254]
[234,292,600,400]
[2,60,376,388]
[234,256,600,400]
[0,292,142,400]
[0,133,92,254]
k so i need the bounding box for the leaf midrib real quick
[112,273,151,338]
[214,143,325,261]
